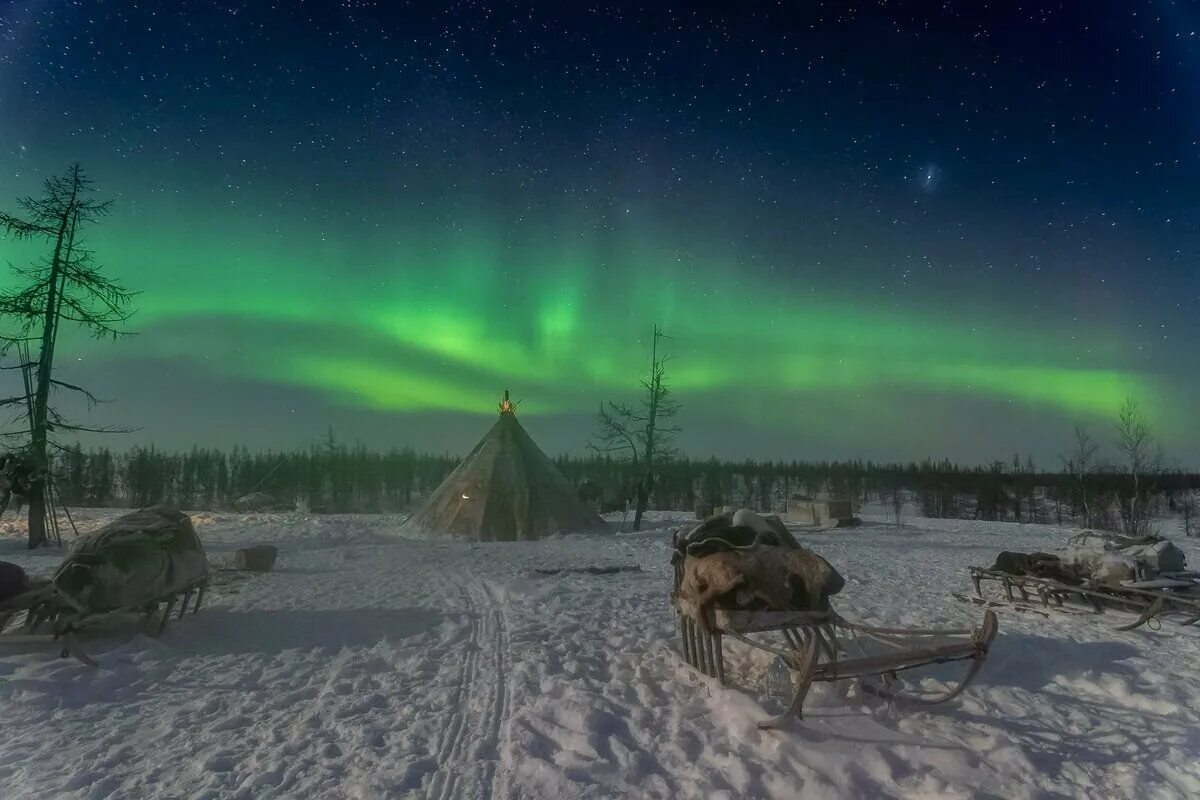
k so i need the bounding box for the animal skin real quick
[676,546,845,628]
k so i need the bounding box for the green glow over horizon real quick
[14,214,1146,423]
[0,194,1164,447]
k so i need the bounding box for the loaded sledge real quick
[969,531,1200,631]
[672,509,997,728]
[0,506,209,664]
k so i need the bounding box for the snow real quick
[2,507,1200,799]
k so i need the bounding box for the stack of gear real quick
[53,506,210,615]
[991,532,1188,588]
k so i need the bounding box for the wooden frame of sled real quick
[969,566,1200,631]
[0,578,209,666]
[675,603,998,729]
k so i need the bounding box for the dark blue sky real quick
[0,1,1197,464]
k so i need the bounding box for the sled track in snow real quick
[429,581,512,800]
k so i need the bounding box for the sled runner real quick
[671,509,998,728]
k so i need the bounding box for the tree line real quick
[39,441,1200,528]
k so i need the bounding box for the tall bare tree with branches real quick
[1112,396,1160,538]
[0,165,136,547]
[588,325,680,530]
[1062,423,1100,527]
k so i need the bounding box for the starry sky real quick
[0,1,1197,464]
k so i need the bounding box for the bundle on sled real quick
[0,506,210,664]
[672,509,997,728]
[969,531,1200,631]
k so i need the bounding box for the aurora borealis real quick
[1,2,1197,461]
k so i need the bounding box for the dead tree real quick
[1062,423,1099,527]
[0,165,135,547]
[889,485,904,526]
[1113,397,1160,538]
[1179,487,1196,538]
[588,325,680,531]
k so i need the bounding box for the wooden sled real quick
[969,566,1200,631]
[0,578,208,666]
[676,603,998,729]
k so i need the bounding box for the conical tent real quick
[400,393,607,540]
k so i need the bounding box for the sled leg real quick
[758,630,820,729]
[713,632,726,685]
[704,628,719,677]
[811,625,838,663]
[690,617,702,669]
[686,617,701,669]
[689,619,701,669]
[60,632,98,667]
[192,584,205,614]
[178,592,191,619]
[971,571,983,597]
[156,597,176,636]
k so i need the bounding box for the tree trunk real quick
[26,178,79,548]
[634,480,649,531]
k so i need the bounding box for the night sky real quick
[1,1,1197,464]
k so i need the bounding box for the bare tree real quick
[588,325,680,530]
[1178,488,1196,538]
[889,485,904,526]
[1112,396,1160,538]
[1062,423,1099,527]
[0,165,135,547]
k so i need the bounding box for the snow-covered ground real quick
[2,508,1200,799]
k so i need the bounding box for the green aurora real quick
[2,207,1155,444]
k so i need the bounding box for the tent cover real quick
[400,396,606,540]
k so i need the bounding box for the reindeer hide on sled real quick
[674,539,845,627]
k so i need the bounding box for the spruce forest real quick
[45,441,1200,529]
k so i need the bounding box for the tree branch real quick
[49,378,108,406]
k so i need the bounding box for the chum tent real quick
[399,392,607,540]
